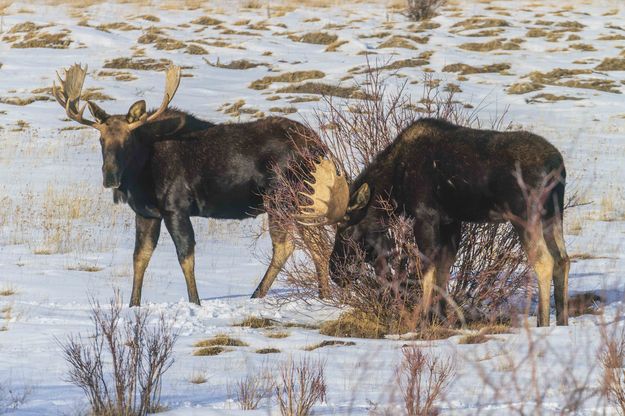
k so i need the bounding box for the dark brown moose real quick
[53,64,328,306]
[299,118,570,327]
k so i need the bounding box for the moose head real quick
[53,64,181,188]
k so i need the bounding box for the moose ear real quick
[87,101,109,124]
[347,183,370,213]
[126,100,147,123]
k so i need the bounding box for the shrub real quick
[60,292,177,416]
[275,357,326,416]
[405,0,446,22]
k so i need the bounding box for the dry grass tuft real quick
[596,58,625,71]
[0,285,16,296]
[208,58,265,70]
[289,31,338,45]
[264,331,289,339]
[568,293,603,317]
[304,340,356,351]
[236,316,275,328]
[442,62,510,75]
[193,346,225,356]
[325,39,348,52]
[250,70,325,90]
[458,333,492,344]
[255,348,280,354]
[185,44,208,55]
[378,35,428,49]
[276,82,365,99]
[458,38,521,52]
[103,57,172,71]
[194,335,248,348]
[526,93,583,103]
[12,31,71,48]
[451,17,509,31]
[507,81,544,94]
[319,310,385,339]
[191,16,223,26]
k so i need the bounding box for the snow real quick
[1,0,625,414]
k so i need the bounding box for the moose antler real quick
[128,65,181,130]
[297,158,350,226]
[53,64,98,127]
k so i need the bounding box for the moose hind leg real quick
[515,224,554,327]
[163,214,200,305]
[545,218,570,326]
[251,219,294,299]
[131,215,162,307]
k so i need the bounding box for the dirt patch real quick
[289,31,337,45]
[459,38,521,52]
[191,16,223,26]
[249,70,325,90]
[596,58,625,71]
[12,31,71,49]
[526,93,583,103]
[276,82,366,99]
[378,35,428,49]
[103,57,172,71]
[304,340,356,351]
[442,62,510,75]
[207,58,265,70]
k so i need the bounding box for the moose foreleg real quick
[164,214,201,305]
[533,236,555,327]
[130,215,161,307]
[300,226,331,299]
[251,220,294,298]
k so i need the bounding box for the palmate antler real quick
[297,158,350,226]
[53,64,97,127]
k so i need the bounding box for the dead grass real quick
[568,293,603,317]
[596,58,625,71]
[97,70,137,81]
[189,372,208,384]
[103,57,172,71]
[249,70,325,90]
[255,348,280,354]
[458,38,521,52]
[458,333,492,344]
[507,81,544,94]
[451,17,509,31]
[276,82,365,99]
[598,34,625,41]
[401,326,460,341]
[207,58,265,70]
[191,16,223,26]
[526,93,583,103]
[289,31,338,45]
[67,263,104,272]
[442,62,510,75]
[304,340,356,351]
[269,107,297,114]
[569,43,596,51]
[264,331,289,339]
[319,310,385,339]
[194,334,248,348]
[236,316,275,328]
[185,44,208,55]
[0,95,51,106]
[193,346,225,356]
[525,68,622,93]
[0,285,16,296]
[12,31,71,48]
[325,39,348,52]
[378,35,428,49]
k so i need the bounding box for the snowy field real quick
[1,0,625,414]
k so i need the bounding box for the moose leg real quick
[251,217,295,298]
[130,215,161,307]
[414,219,442,319]
[163,214,200,305]
[432,222,462,320]
[515,224,554,327]
[545,218,570,326]
[299,226,330,298]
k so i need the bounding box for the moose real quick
[53,64,329,306]
[299,118,570,327]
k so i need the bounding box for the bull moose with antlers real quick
[53,64,329,306]
[298,118,570,327]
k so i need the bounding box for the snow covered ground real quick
[1,0,625,414]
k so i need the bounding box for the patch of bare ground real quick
[0,95,51,105]
[569,43,596,51]
[304,340,356,351]
[12,31,71,48]
[526,93,583,103]
[507,81,544,94]
[377,35,429,49]
[206,58,266,70]
[138,27,185,50]
[289,31,337,45]
[276,82,367,99]
[465,28,506,37]
[459,38,522,52]
[598,34,625,41]
[103,57,172,71]
[95,22,139,32]
[451,17,509,32]
[442,62,510,75]
[191,16,223,26]
[249,70,325,90]
[526,68,621,93]
[596,58,625,71]
[97,70,138,81]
